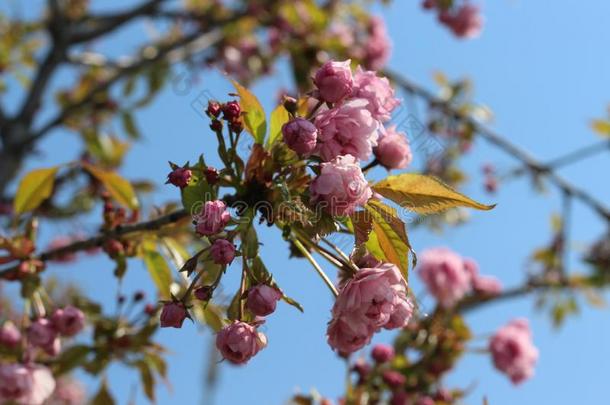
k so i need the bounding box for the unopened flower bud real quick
[382,370,406,388]
[282,118,318,155]
[246,284,282,317]
[207,101,222,117]
[210,120,223,132]
[282,97,298,114]
[167,167,192,189]
[215,321,267,364]
[51,306,85,337]
[371,343,395,363]
[194,286,213,301]
[210,239,236,265]
[204,167,219,184]
[0,322,21,349]
[222,100,241,121]
[160,302,188,328]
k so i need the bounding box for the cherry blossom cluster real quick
[417,247,502,307]
[422,0,483,39]
[286,60,412,215]
[0,306,85,405]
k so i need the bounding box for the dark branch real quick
[385,70,610,222]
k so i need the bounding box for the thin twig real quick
[292,237,338,297]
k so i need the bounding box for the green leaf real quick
[121,111,140,139]
[52,345,91,375]
[591,119,610,138]
[365,200,414,280]
[181,175,213,215]
[266,104,290,148]
[14,166,59,214]
[142,246,173,299]
[91,380,115,405]
[373,173,495,214]
[231,80,267,144]
[135,360,155,401]
[84,163,139,209]
[203,304,224,332]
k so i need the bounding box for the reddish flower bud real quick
[215,321,267,364]
[282,118,318,155]
[103,239,124,258]
[210,119,223,132]
[222,100,241,121]
[51,306,85,337]
[210,239,236,265]
[160,302,188,328]
[207,100,222,117]
[194,286,213,301]
[229,120,243,134]
[352,358,372,380]
[382,370,406,388]
[204,167,220,184]
[371,343,395,363]
[167,167,192,189]
[0,322,21,349]
[144,303,157,316]
[246,284,282,317]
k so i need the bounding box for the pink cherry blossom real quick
[216,321,267,364]
[0,363,56,405]
[27,318,60,356]
[463,258,502,296]
[418,247,471,308]
[489,318,539,384]
[310,155,372,216]
[447,4,483,39]
[48,377,86,405]
[313,60,353,103]
[371,344,395,363]
[363,17,391,70]
[353,67,400,122]
[195,200,230,236]
[314,99,379,161]
[374,126,413,170]
[327,315,373,354]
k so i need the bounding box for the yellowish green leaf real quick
[365,200,414,280]
[142,246,173,299]
[591,119,610,137]
[266,104,290,148]
[83,163,139,209]
[14,166,59,214]
[373,173,495,214]
[231,80,267,144]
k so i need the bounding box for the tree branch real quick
[385,70,610,222]
[0,209,189,279]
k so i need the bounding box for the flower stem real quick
[292,237,338,297]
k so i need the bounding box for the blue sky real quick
[5,1,610,404]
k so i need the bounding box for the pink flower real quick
[327,263,413,353]
[310,155,372,216]
[371,343,395,363]
[160,302,188,328]
[166,167,192,188]
[210,239,236,265]
[313,60,353,103]
[314,99,379,161]
[374,126,412,170]
[363,17,391,70]
[49,377,86,405]
[384,297,414,330]
[0,363,56,405]
[353,68,400,122]
[333,264,407,330]
[418,247,471,308]
[327,316,372,354]
[246,284,282,317]
[216,321,267,364]
[195,200,230,236]
[463,258,502,296]
[489,319,539,384]
[0,321,21,349]
[51,306,85,337]
[282,118,318,155]
[27,318,60,356]
[445,4,483,39]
